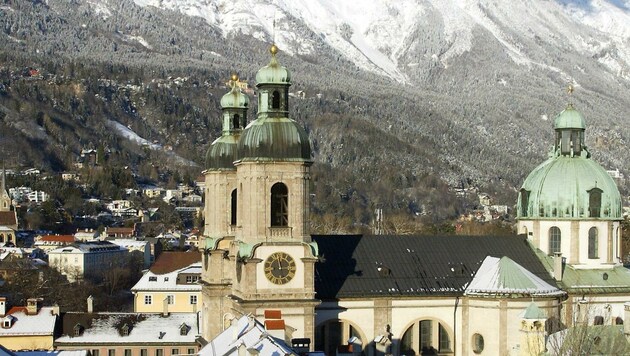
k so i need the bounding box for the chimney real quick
[51,304,60,316]
[162,297,169,317]
[87,295,94,313]
[26,298,41,315]
[0,297,6,317]
[553,252,563,281]
[264,310,286,341]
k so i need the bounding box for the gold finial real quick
[270,44,278,56]
[231,73,239,82]
[567,84,574,96]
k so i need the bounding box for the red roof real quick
[264,310,282,319]
[40,235,75,243]
[0,211,17,226]
[107,227,134,234]
[8,306,27,315]
[149,252,201,274]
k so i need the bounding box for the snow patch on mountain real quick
[107,120,197,166]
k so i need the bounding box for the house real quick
[0,298,58,351]
[103,226,135,239]
[109,239,151,268]
[27,191,48,203]
[142,186,164,199]
[74,229,99,242]
[61,173,80,181]
[55,311,201,355]
[199,313,299,356]
[131,252,201,313]
[48,241,128,282]
[34,235,76,252]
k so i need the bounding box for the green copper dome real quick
[518,156,622,219]
[220,75,250,108]
[255,45,291,85]
[554,105,586,130]
[205,135,239,170]
[237,117,311,162]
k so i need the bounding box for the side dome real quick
[518,157,622,219]
[220,76,249,108]
[255,45,291,85]
[554,106,585,130]
[205,135,239,170]
[237,118,311,162]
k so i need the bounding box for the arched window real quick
[0,234,4,243]
[271,183,288,227]
[400,319,453,355]
[230,189,237,226]
[588,227,598,259]
[315,320,366,356]
[271,90,280,109]
[472,334,484,354]
[549,227,561,255]
[594,316,604,325]
[588,188,602,218]
[520,189,530,217]
[616,317,623,325]
[232,114,240,129]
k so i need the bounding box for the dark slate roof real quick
[312,234,556,299]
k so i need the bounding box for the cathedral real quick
[200,46,627,355]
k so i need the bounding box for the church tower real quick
[201,46,318,346]
[516,102,623,268]
[0,168,11,212]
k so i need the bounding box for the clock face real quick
[264,252,297,285]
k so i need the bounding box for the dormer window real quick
[73,323,84,336]
[121,323,130,336]
[3,316,14,329]
[149,276,157,282]
[179,323,189,336]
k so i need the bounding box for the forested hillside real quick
[1,0,628,227]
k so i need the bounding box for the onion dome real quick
[205,135,239,171]
[255,45,291,86]
[517,105,622,219]
[237,117,311,162]
[220,74,250,109]
[554,105,586,130]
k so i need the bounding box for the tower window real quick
[588,227,598,259]
[520,189,530,217]
[271,90,280,109]
[549,227,561,255]
[271,183,288,227]
[230,189,237,226]
[588,188,602,218]
[233,114,240,129]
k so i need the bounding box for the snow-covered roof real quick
[0,307,57,337]
[465,256,565,297]
[199,315,297,356]
[131,262,202,292]
[109,239,148,249]
[55,312,199,345]
[48,242,127,254]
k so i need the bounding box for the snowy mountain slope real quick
[128,0,630,83]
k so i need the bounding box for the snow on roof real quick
[109,239,148,248]
[0,307,57,336]
[465,256,565,297]
[16,351,88,356]
[199,315,296,356]
[131,262,202,292]
[55,312,198,344]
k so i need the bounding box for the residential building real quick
[103,226,135,239]
[0,298,58,351]
[131,252,201,313]
[110,239,151,268]
[48,241,128,282]
[199,313,299,356]
[27,190,48,203]
[34,235,76,252]
[55,311,201,355]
